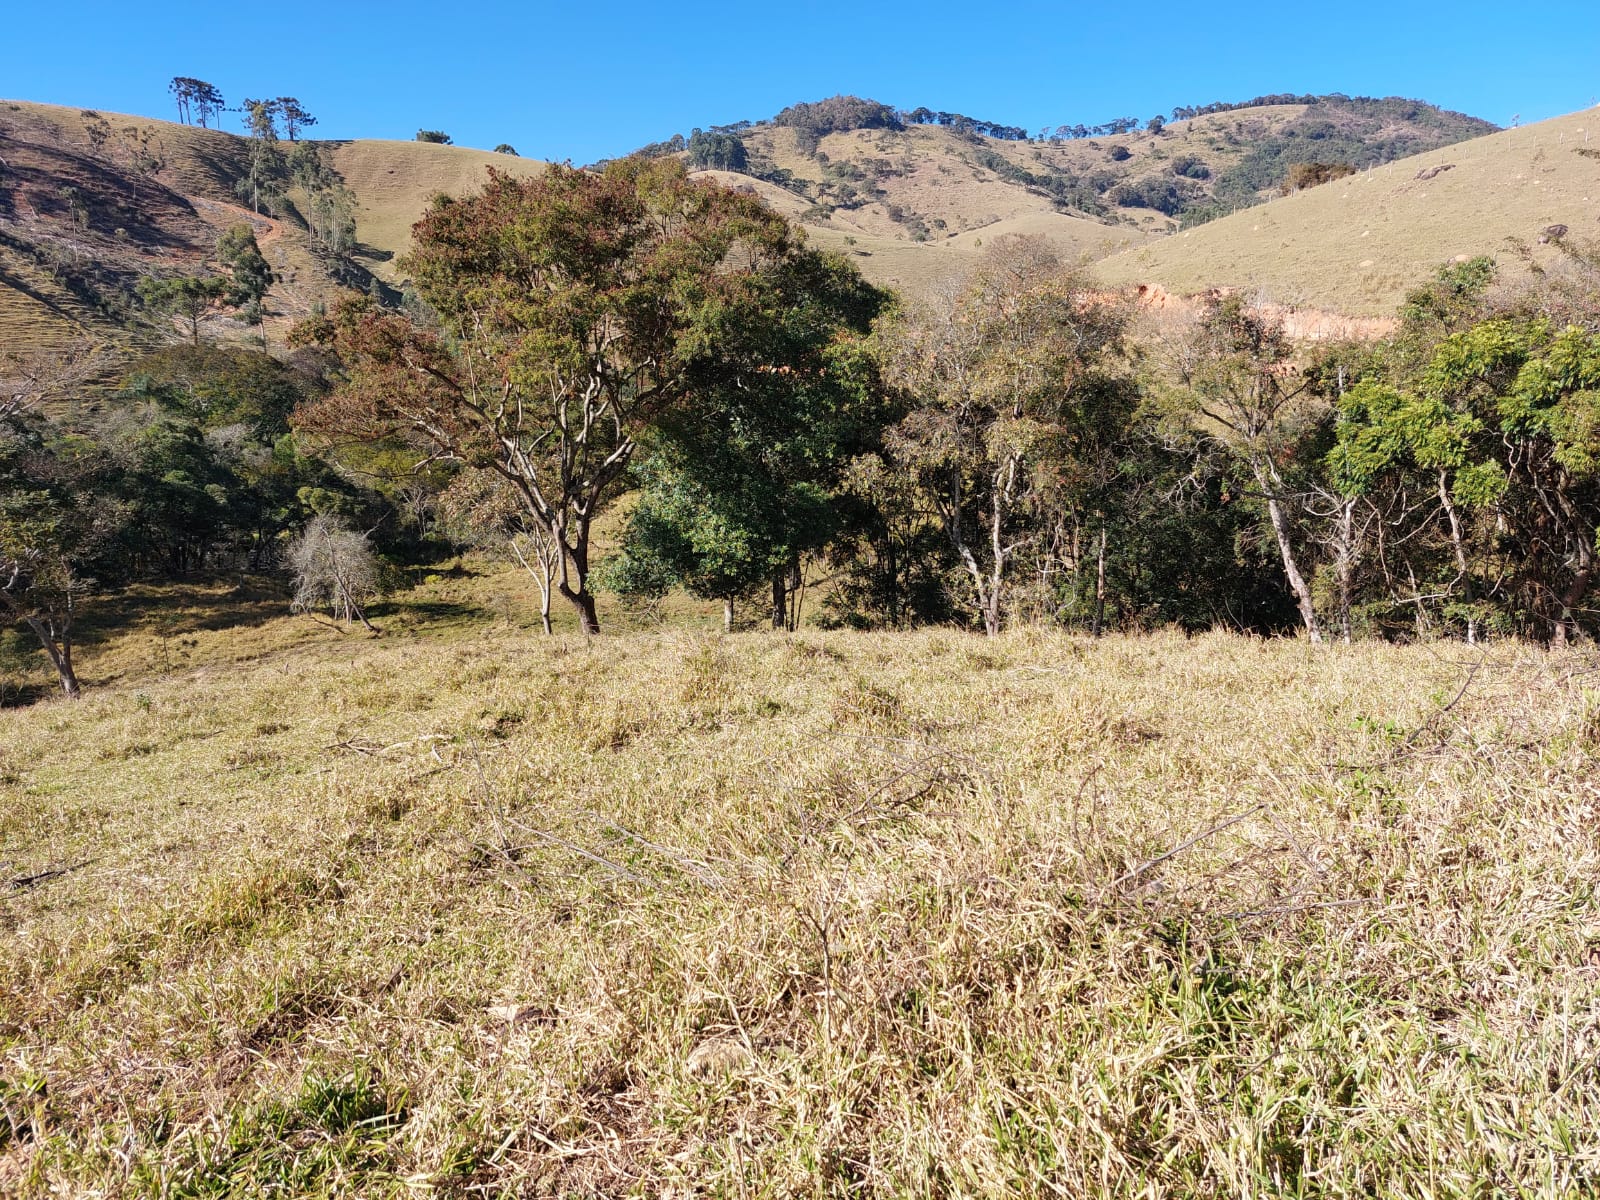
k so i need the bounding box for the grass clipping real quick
[3,625,1600,1195]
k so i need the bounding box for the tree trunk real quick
[771,572,787,631]
[555,520,600,635]
[509,537,555,635]
[980,586,1002,637]
[1335,498,1355,645]
[723,597,735,634]
[1552,564,1594,649]
[555,585,599,636]
[1437,471,1476,644]
[23,614,80,699]
[1092,527,1107,637]
[1262,486,1322,643]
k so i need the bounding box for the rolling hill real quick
[0,101,545,357]
[645,95,1496,299]
[1096,108,1600,314]
[0,90,1576,365]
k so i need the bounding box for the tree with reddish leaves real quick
[293,157,849,634]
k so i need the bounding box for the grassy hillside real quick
[326,139,544,283]
[1097,108,1600,314]
[694,167,1150,300]
[0,93,1517,348]
[649,97,1494,300]
[0,102,546,357]
[3,569,1600,1195]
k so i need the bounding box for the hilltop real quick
[1097,107,1600,314]
[639,94,1495,299]
[0,101,544,357]
[1,92,1509,359]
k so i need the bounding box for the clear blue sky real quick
[9,2,1600,162]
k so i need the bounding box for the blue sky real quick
[8,2,1599,162]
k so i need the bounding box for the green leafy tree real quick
[216,224,274,317]
[236,100,288,213]
[1329,379,1505,641]
[414,130,452,144]
[883,237,1133,635]
[0,417,127,697]
[293,158,862,634]
[137,275,229,345]
[305,185,358,254]
[604,296,887,631]
[686,129,749,172]
[114,416,239,574]
[1160,295,1329,641]
[492,144,518,156]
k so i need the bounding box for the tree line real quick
[5,159,1598,699]
[287,163,1600,646]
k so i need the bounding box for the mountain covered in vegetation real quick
[620,93,1497,294]
[0,92,1501,360]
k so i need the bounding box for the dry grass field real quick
[4,565,1600,1196]
[1096,109,1600,314]
[327,140,546,285]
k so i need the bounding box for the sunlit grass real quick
[3,575,1599,1195]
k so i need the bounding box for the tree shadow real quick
[367,598,490,628]
[72,575,295,649]
[0,679,59,709]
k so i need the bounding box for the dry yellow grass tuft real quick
[1097,108,1600,314]
[3,573,1600,1195]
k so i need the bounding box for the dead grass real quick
[1097,108,1600,315]
[327,140,546,283]
[3,574,1600,1195]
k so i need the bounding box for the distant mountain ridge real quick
[614,93,1496,301]
[0,89,1555,364]
[630,93,1496,228]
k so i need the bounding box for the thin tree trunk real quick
[1092,527,1107,637]
[1437,471,1476,644]
[1335,498,1355,645]
[723,597,735,634]
[23,614,80,699]
[509,537,554,635]
[771,572,786,631]
[1262,485,1322,643]
[1552,564,1594,649]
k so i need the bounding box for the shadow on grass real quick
[0,678,59,709]
[74,576,294,647]
[2,575,296,709]
[367,598,491,629]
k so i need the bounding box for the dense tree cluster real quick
[167,78,226,128]
[7,149,1598,699]
[0,343,422,695]
[904,108,1029,141]
[685,128,749,172]
[774,96,904,136]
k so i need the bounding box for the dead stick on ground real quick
[1106,803,1267,896]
